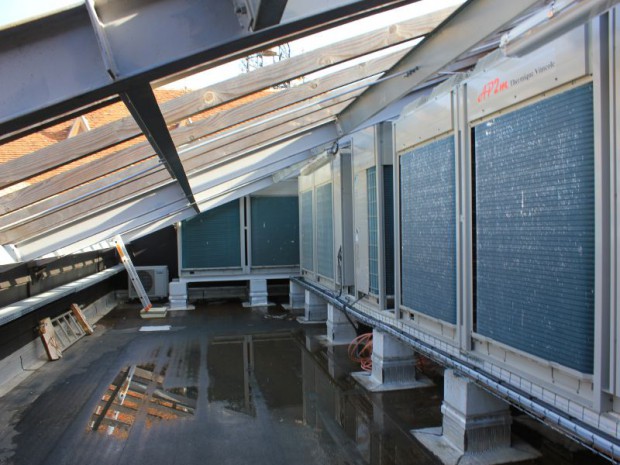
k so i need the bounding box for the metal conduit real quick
[292,277,620,463]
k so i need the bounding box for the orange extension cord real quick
[348,333,373,372]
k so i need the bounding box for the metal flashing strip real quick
[0,264,123,326]
[293,277,620,463]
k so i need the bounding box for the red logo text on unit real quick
[477,78,509,103]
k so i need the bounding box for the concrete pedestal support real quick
[352,329,431,392]
[326,345,349,379]
[442,369,512,453]
[413,369,539,465]
[168,280,194,311]
[243,279,273,308]
[326,304,357,345]
[297,290,327,324]
[282,280,305,314]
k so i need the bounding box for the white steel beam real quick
[336,0,543,134]
[190,122,338,197]
[5,122,338,261]
[193,147,318,206]
[14,183,191,262]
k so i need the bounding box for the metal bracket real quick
[232,0,256,30]
[85,0,119,79]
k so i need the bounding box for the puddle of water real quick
[82,325,603,465]
[205,332,443,464]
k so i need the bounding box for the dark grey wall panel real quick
[131,226,178,279]
[316,183,334,278]
[300,190,313,271]
[383,166,395,296]
[181,201,241,269]
[251,196,299,267]
[367,166,379,294]
[400,136,456,323]
[474,83,594,373]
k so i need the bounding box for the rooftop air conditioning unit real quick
[128,266,169,299]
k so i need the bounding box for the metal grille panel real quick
[474,83,594,373]
[384,166,395,296]
[251,196,299,267]
[367,166,379,294]
[316,183,334,279]
[181,201,241,269]
[300,190,313,271]
[400,136,456,323]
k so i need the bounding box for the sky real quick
[0,0,82,28]
[0,0,464,89]
[162,0,463,90]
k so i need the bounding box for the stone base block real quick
[140,306,168,319]
[412,427,540,465]
[325,304,357,345]
[168,300,195,311]
[168,281,193,311]
[242,301,275,309]
[243,279,274,308]
[303,290,327,322]
[326,321,357,345]
[296,316,327,325]
[351,370,432,392]
[286,280,305,312]
[442,403,512,453]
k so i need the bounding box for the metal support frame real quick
[375,125,387,310]
[456,84,473,352]
[592,12,614,412]
[121,85,198,212]
[613,6,620,404]
[392,125,402,319]
[14,183,191,262]
[0,0,413,139]
[336,0,542,135]
[242,197,250,273]
[251,0,288,30]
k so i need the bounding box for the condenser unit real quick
[128,266,169,299]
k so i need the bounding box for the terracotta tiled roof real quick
[0,89,188,164]
[0,88,275,199]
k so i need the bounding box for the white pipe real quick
[294,277,620,462]
[501,0,620,57]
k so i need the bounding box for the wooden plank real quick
[169,50,406,148]
[0,8,454,188]
[0,144,155,217]
[160,8,454,122]
[6,116,337,243]
[71,303,94,335]
[38,317,62,361]
[0,85,361,236]
[2,102,352,244]
[0,48,397,217]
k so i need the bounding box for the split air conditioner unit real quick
[128,266,169,299]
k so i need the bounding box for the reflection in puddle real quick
[207,335,256,417]
[89,362,197,439]
[85,331,441,463]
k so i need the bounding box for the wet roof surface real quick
[0,302,444,465]
[0,301,607,465]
